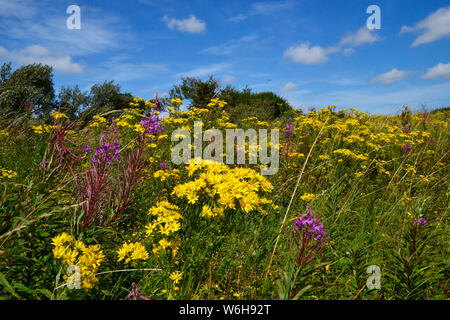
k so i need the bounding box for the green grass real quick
[0,105,448,300]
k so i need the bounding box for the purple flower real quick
[93,135,121,166]
[403,125,411,133]
[294,204,326,241]
[403,143,411,154]
[125,282,150,300]
[159,161,169,170]
[140,113,164,139]
[82,144,92,153]
[429,137,436,143]
[113,139,120,160]
[285,204,328,272]
[412,216,427,228]
[284,121,294,136]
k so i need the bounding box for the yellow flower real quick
[300,193,315,202]
[167,221,181,233]
[169,271,182,284]
[52,245,67,259]
[116,242,149,263]
[159,238,171,250]
[170,98,183,106]
[201,205,213,217]
[186,192,199,204]
[145,222,158,236]
[52,112,68,120]
[51,235,104,290]
[51,232,72,247]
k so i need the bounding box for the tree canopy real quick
[0,62,55,121]
[0,63,293,126]
[169,75,292,122]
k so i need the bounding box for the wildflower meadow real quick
[0,92,448,300]
[0,1,449,303]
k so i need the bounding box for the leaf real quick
[36,288,54,299]
[13,282,37,298]
[0,271,21,299]
[292,284,313,300]
[276,279,287,300]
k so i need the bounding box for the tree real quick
[0,62,11,84]
[56,85,90,120]
[169,76,220,109]
[169,75,291,122]
[78,80,133,127]
[0,62,55,121]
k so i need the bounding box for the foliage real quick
[0,62,55,122]
[0,70,448,300]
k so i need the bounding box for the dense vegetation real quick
[0,62,448,300]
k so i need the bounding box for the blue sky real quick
[0,0,449,114]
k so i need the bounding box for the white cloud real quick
[227,1,294,23]
[342,48,355,56]
[283,42,339,64]
[221,75,237,84]
[162,14,206,33]
[200,35,257,55]
[340,26,381,47]
[280,82,297,92]
[284,26,380,64]
[226,14,248,23]
[0,11,124,56]
[372,68,414,84]
[251,1,294,14]
[0,0,36,19]
[174,63,230,78]
[401,6,450,47]
[0,45,83,74]
[93,56,168,82]
[421,62,450,79]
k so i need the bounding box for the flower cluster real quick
[115,113,138,129]
[31,124,55,134]
[153,168,180,181]
[285,205,328,269]
[284,121,294,136]
[145,201,182,256]
[129,96,155,109]
[140,113,164,137]
[332,149,368,161]
[170,98,183,107]
[92,134,121,165]
[51,233,105,290]
[300,193,315,203]
[412,215,427,228]
[89,115,107,127]
[171,159,276,215]
[0,168,18,179]
[52,112,69,120]
[207,98,227,108]
[117,242,149,263]
[294,204,325,241]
